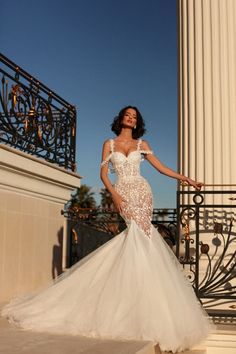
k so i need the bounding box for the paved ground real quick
[0,317,158,354]
[0,317,211,354]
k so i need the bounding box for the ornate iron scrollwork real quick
[0,53,76,171]
[62,196,178,266]
[177,188,236,317]
[199,218,236,299]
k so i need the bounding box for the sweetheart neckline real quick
[112,150,140,159]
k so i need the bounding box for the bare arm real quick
[142,141,202,189]
[100,140,126,212]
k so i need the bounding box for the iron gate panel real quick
[176,189,236,317]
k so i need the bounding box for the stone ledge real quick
[0,144,81,202]
[0,143,81,178]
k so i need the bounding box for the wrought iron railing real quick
[177,186,236,317]
[63,204,177,235]
[0,53,76,171]
[63,186,236,317]
[62,202,177,266]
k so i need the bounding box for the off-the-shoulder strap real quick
[140,149,153,155]
[139,140,153,155]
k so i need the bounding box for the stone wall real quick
[0,144,81,303]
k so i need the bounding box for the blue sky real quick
[1,0,178,208]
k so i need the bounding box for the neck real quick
[118,128,133,140]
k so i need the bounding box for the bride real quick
[2,106,211,353]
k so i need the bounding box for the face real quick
[121,108,137,128]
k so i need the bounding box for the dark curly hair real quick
[111,106,146,139]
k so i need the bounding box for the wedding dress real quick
[1,139,211,353]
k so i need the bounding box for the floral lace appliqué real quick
[101,139,154,238]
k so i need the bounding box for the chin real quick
[123,123,134,129]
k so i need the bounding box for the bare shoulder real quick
[103,139,111,146]
[141,139,152,149]
[102,139,111,153]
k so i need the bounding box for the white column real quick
[178,0,236,291]
[178,0,236,192]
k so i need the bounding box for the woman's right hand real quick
[112,192,126,213]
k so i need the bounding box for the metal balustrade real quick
[0,53,76,171]
[62,204,177,266]
[177,186,236,317]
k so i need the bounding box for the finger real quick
[114,204,121,213]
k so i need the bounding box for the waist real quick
[116,174,144,183]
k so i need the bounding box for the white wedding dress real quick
[1,139,211,353]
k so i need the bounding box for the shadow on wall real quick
[52,227,63,279]
[69,223,116,267]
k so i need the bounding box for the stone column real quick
[178,0,236,294]
[178,0,236,191]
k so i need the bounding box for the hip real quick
[114,176,152,198]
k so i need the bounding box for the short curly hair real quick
[111,106,146,139]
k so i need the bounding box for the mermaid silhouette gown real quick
[1,139,210,353]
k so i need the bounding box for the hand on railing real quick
[180,182,236,189]
[180,178,203,190]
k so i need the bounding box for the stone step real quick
[204,331,236,354]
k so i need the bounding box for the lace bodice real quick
[101,139,153,237]
[101,139,153,179]
[111,151,141,179]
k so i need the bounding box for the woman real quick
[101,106,201,235]
[2,106,210,353]
[99,106,210,352]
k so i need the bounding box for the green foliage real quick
[73,184,96,208]
[100,188,114,210]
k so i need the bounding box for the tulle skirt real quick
[1,221,211,352]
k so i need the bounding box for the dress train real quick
[2,221,211,353]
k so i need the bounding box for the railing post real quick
[176,189,181,259]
